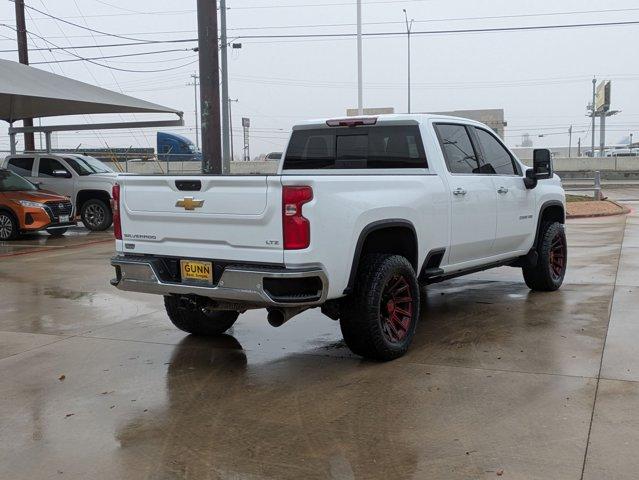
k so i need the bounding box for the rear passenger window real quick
[434,124,479,174]
[283,126,427,170]
[6,158,34,177]
[475,128,518,175]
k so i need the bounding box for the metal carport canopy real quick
[0,59,181,121]
[1,59,184,154]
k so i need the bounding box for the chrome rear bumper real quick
[110,256,328,308]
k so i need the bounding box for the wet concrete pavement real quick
[0,199,638,480]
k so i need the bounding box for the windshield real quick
[64,156,114,176]
[0,169,37,192]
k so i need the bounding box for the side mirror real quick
[30,180,42,189]
[52,169,72,179]
[532,149,553,180]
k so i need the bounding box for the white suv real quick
[3,154,117,231]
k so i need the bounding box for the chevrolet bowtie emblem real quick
[176,197,204,211]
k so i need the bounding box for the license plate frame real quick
[180,260,214,285]
[59,215,70,223]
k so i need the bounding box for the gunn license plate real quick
[180,260,213,284]
[60,215,70,223]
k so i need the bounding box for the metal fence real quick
[0,150,279,176]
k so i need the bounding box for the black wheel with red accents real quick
[523,222,567,292]
[340,254,420,361]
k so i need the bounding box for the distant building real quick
[520,133,533,148]
[430,109,507,139]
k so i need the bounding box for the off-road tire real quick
[46,228,68,237]
[340,254,420,361]
[523,222,567,292]
[0,211,19,240]
[164,296,240,336]
[81,199,112,231]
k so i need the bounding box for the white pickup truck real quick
[110,114,566,361]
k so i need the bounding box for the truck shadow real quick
[114,334,420,479]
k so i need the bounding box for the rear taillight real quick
[112,183,122,240]
[283,186,313,250]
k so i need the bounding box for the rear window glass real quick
[433,124,479,174]
[283,126,427,170]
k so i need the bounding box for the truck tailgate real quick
[118,175,284,264]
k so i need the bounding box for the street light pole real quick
[357,0,363,115]
[228,98,238,162]
[403,9,414,114]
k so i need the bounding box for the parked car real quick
[110,114,566,361]
[3,153,117,231]
[0,168,75,240]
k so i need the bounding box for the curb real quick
[567,200,631,219]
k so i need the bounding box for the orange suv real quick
[0,169,75,240]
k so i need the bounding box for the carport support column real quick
[9,128,17,155]
[45,132,52,153]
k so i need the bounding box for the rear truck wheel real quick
[0,211,19,241]
[523,222,567,292]
[46,228,68,237]
[164,296,240,336]
[340,254,420,361]
[81,199,112,231]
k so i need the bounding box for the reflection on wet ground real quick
[0,197,638,479]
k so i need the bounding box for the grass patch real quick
[566,194,594,203]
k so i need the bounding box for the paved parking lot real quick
[0,198,637,480]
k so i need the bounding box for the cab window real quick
[38,158,69,178]
[6,158,34,177]
[474,128,519,175]
[433,124,479,174]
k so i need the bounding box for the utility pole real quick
[630,133,634,149]
[578,137,582,157]
[403,9,414,114]
[568,125,573,158]
[229,98,238,161]
[14,0,35,152]
[220,0,231,174]
[189,74,200,150]
[357,0,363,115]
[590,77,596,158]
[197,0,222,174]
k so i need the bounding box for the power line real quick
[30,48,196,65]
[2,6,638,43]
[2,17,638,54]
[20,26,198,73]
[13,1,165,43]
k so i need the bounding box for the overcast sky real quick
[1,0,638,156]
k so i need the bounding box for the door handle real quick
[453,187,467,196]
[497,186,509,194]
